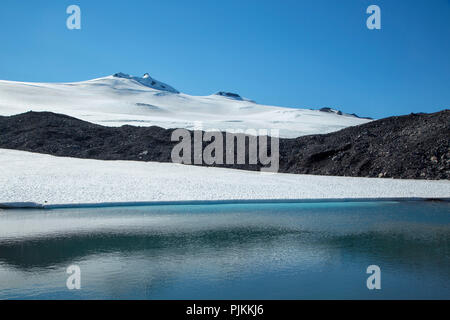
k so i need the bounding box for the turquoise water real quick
[0,201,449,299]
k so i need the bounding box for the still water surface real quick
[0,201,449,299]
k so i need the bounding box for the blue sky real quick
[0,0,449,118]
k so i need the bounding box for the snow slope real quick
[0,149,448,207]
[0,73,371,138]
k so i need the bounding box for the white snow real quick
[0,73,371,138]
[113,72,179,93]
[0,149,448,207]
[1,73,444,207]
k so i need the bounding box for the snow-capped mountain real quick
[0,73,371,138]
[113,72,179,94]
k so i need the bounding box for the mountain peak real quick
[215,91,243,101]
[214,91,256,103]
[318,107,373,119]
[113,72,179,94]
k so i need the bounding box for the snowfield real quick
[0,73,371,138]
[1,149,448,207]
[1,73,446,206]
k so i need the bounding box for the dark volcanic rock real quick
[279,110,450,179]
[0,110,448,179]
[215,92,243,100]
[0,112,175,162]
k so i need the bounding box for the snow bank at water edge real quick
[0,149,448,207]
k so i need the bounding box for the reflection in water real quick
[0,228,301,270]
[0,201,449,299]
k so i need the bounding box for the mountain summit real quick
[113,72,179,93]
[0,74,372,138]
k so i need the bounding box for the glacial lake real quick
[0,201,449,299]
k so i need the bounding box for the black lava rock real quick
[0,110,448,180]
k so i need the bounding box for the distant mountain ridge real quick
[0,73,372,138]
[318,107,373,120]
[113,72,180,93]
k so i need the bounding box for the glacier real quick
[0,73,371,138]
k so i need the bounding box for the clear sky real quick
[0,0,449,118]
